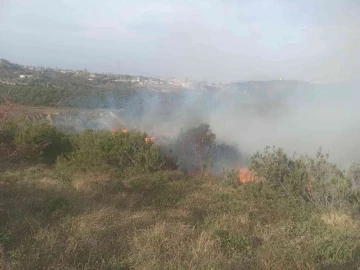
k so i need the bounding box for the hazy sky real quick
[1,0,359,82]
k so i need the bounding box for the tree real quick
[172,124,216,174]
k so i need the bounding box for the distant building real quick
[19,75,32,79]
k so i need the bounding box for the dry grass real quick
[320,211,359,230]
[71,171,113,193]
[1,165,360,269]
[129,221,225,269]
[0,244,11,270]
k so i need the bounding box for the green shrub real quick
[0,119,19,144]
[57,129,166,177]
[0,117,32,145]
[303,149,358,207]
[14,122,72,163]
[249,146,359,207]
[249,146,309,197]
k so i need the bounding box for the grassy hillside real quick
[1,165,360,269]
[1,119,360,269]
[1,61,360,269]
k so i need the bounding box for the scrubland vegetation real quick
[1,112,360,270]
[0,59,359,268]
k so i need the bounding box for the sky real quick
[0,0,359,82]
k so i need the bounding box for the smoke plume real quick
[55,79,360,171]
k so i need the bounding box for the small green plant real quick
[45,196,70,218]
[0,229,13,250]
[215,230,262,256]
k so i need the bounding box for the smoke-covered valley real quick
[23,79,360,170]
[125,80,360,169]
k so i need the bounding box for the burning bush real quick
[161,124,216,174]
[238,168,257,184]
[161,124,244,177]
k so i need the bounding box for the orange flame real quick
[111,127,119,135]
[305,175,316,192]
[237,168,315,192]
[111,126,155,144]
[238,168,257,184]
[111,127,128,135]
[145,137,156,143]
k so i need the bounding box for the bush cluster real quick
[57,129,167,177]
[2,118,359,211]
[2,119,243,178]
[249,146,360,207]
[0,119,169,176]
[0,120,71,163]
